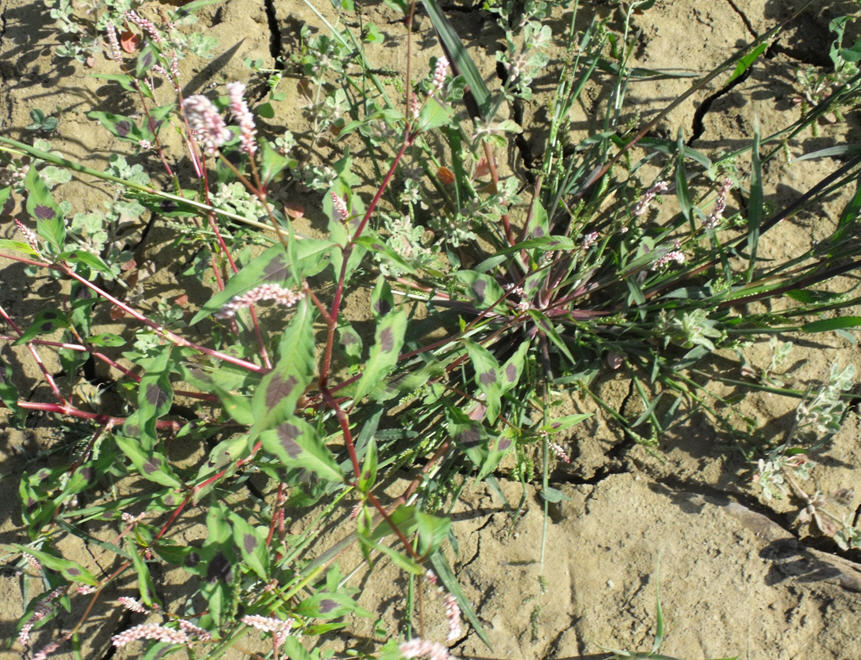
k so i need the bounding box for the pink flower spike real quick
[125,10,163,45]
[118,596,148,613]
[105,23,122,63]
[227,81,257,155]
[399,637,454,660]
[633,180,669,217]
[330,191,349,222]
[111,623,190,649]
[182,95,231,156]
[215,284,304,320]
[432,56,449,94]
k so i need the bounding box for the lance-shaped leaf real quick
[137,346,173,443]
[249,299,315,436]
[260,417,342,483]
[456,270,507,313]
[0,357,19,417]
[465,340,502,423]
[15,545,98,586]
[127,539,157,607]
[114,434,183,489]
[229,512,269,580]
[24,166,64,251]
[13,308,69,345]
[353,307,407,402]
[191,241,333,324]
[500,340,529,395]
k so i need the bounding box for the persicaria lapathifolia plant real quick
[2,0,861,657]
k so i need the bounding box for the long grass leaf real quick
[421,0,491,119]
[746,122,763,281]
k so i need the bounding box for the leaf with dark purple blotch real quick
[229,512,269,580]
[260,417,342,483]
[13,308,69,346]
[206,551,232,583]
[465,340,503,423]
[354,307,407,402]
[24,166,64,251]
[455,270,507,312]
[191,241,332,325]
[114,434,182,488]
[250,299,314,436]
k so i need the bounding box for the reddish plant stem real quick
[320,135,414,386]
[482,140,516,247]
[8,400,181,430]
[54,260,263,372]
[0,303,68,405]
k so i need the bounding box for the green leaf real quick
[500,340,529,394]
[14,545,98,586]
[421,0,491,119]
[87,332,126,347]
[230,513,269,580]
[87,111,146,143]
[13,308,69,345]
[675,135,693,225]
[0,356,19,417]
[338,323,363,361]
[24,166,63,250]
[369,276,394,318]
[728,42,767,84]
[250,299,315,436]
[114,435,183,489]
[191,242,331,324]
[128,539,157,607]
[90,72,137,92]
[465,340,502,423]
[135,45,158,78]
[802,317,861,333]
[260,140,296,183]
[0,238,37,256]
[541,486,571,503]
[416,97,453,132]
[261,417,342,483]
[456,270,507,312]
[354,308,407,402]
[137,347,173,445]
[358,436,377,495]
[415,511,450,556]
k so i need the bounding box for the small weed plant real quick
[2,0,860,657]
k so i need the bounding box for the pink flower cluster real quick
[432,56,449,94]
[105,23,122,63]
[241,614,293,648]
[183,95,232,156]
[704,178,732,229]
[215,284,305,319]
[651,248,686,270]
[399,638,455,660]
[330,191,349,222]
[424,570,462,643]
[632,180,669,217]
[582,231,599,250]
[227,81,257,155]
[548,441,570,463]
[125,10,163,44]
[111,623,190,649]
[17,586,65,648]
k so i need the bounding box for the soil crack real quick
[263,0,283,65]
[723,0,757,39]
[639,469,861,567]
